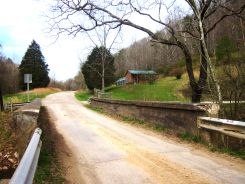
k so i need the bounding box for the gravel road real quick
[42,91,245,184]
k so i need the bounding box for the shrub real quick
[170,68,183,79]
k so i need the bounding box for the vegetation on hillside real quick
[107,76,188,101]
[75,91,92,101]
[0,47,19,110]
[75,75,189,102]
[3,88,61,104]
[0,111,18,178]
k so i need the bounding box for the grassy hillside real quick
[3,88,61,103]
[106,76,189,102]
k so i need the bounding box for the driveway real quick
[43,91,245,184]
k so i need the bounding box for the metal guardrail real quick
[10,128,42,184]
[197,117,245,139]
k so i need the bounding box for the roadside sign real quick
[24,74,32,83]
[24,74,32,102]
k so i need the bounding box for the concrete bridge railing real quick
[90,98,245,151]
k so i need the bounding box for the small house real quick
[125,70,157,84]
[115,77,127,86]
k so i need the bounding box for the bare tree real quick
[83,23,121,92]
[0,82,3,111]
[0,44,3,111]
[0,55,20,111]
[50,0,245,107]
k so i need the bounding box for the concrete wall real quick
[90,98,219,135]
[12,99,41,157]
[91,98,245,151]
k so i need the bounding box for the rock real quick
[8,158,15,164]
[14,152,18,159]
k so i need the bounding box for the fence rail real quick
[4,102,30,111]
[94,89,112,99]
[10,128,42,184]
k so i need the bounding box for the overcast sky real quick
[0,0,185,81]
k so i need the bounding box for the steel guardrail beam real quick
[10,128,42,184]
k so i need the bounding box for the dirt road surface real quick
[43,92,245,184]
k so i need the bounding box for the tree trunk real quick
[177,41,203,103]
[194,42,208,102]
[199,20,223,116]
[101,51,105,93]
[0,84,4,111]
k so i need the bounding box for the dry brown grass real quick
[20,87,61,94]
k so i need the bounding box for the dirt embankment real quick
[0,111,19,179]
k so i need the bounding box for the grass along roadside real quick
[35,107,65,183]
[75,91,92,101]
[85,104,245,160]
[3,88,61,104]
[178,132,245,160]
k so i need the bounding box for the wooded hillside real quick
[114,0,244,78]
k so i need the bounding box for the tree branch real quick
[206,3,245,34]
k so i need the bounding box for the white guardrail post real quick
[10,128,42,184]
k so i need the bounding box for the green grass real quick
[35,107,65,183]
[85,104,103,113]
[153,124,166,132]
[3,88,60,104]
[106,76,189,102]
[209,146,245,160]
[178,132,205,144]
[75,91,92,101]
[122,116,145,125]
[4,93,47,103]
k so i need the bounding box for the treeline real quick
[0,56,19,95]
[0,40,51,110]
[0,50,19,110]
[0,40,50,95]
[49,71,86,91]
[114,0,245,78]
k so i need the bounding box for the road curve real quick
[43,91,245,184]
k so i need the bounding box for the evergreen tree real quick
[82,46,115,91]
[19,40,50,90]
